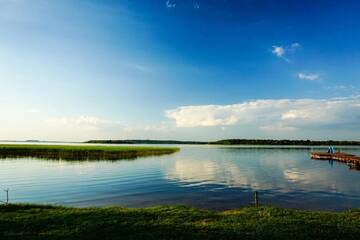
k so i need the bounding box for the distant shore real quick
[1,204,359,239]
[86,139,360,146]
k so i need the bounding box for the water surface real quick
[1,144,360,211]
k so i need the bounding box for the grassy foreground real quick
[0,144,179,161]
[0,204,359,240]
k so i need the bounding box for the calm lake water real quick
[1,144,360,211]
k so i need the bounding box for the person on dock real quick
[327,146,335,154]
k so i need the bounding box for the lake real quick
[1,144,360,211]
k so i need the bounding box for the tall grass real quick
[0,144,179,161]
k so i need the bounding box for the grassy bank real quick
[0,204,359,240]
[0,144,179,161]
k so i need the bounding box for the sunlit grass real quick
[0,204,359,239]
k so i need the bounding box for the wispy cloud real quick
[47,115,121,129]
[166,96,360,131]
[166,0,176,8]
[26,109,40,114]
[126,63,152,74]
[298,72,321,81]
[193,2,200,9]
[290,42,300,48]
[271,42,300,61]
[323,85,357,91]
[259,123,297,132]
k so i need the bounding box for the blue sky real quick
[1,0,359,141]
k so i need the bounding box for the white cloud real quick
[271,42,300,61]
[298,72,320,81]
[166,0,176,8]
[166,96,360,131]
[271,46,285,57]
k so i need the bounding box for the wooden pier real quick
[311,152,360,169]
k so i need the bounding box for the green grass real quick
[0,144,179,161]
[0,204,359,240]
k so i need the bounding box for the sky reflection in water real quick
[1,145,360,211]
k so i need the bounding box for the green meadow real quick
[0,144,179,161]
[0,204,359,240]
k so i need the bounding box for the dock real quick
[311,152,360,169]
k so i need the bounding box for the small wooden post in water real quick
[4,189,9,204]
[254,191,259,207]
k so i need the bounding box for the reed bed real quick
[0,144,179,161]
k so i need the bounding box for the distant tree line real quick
[86,139,360,146]
[86,140,208,145]
[210,139,360,146]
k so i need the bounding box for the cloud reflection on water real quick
[165,147,360,195]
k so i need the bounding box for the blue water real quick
[1,144,360,211]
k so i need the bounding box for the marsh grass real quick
[0,204,359,240]
[0,144,179,161]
